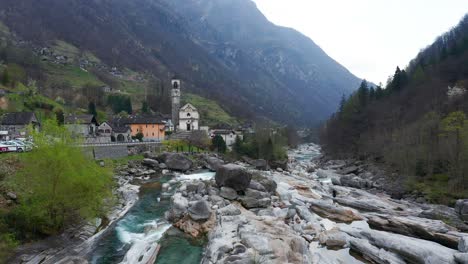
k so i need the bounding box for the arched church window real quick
[187,113,191,117]
[173,82,179,89]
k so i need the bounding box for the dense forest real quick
[321,14,468,203]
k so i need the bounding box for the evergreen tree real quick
[232,136,243,156]
[338,94,346,114]
[357,80,369,107]
[369,87,376,101]
[141,101,149,113]
[88,101,97,117]
[211,135,227,153]
[55,109,65,126]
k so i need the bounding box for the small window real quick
[137,129,139,132]
[146,124,148,128]
[187,113,191,117]
[152,133,154,136]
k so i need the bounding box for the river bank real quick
[166,143,468,263]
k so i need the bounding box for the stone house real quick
[65,114,99,138]
[107,118,132,142]
[0,112,40,140]
[179,103,199,131]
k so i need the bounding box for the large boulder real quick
[165,153,193,172]
[188,200,212,221]
[142,158,159,168]
[205,156,225,171]
[219,187,238,200]
[269,160,288,171]
[215,164,252,191]
[239,189,271,208]
[169,193,189,220]
[250,159,268,170]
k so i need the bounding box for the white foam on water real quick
[119,222,172,264]
[178,171,215,181]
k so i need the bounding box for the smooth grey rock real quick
[165,153,193,172]
[142,158,159,168]
[158,163,167,169]
[219,187,238,200]
[459,236,468,252]
[248,180,267,192]
[239,197,271,209]
[348,238,406,264]
[318,229,349,248]
[218,204,242,216]
[250,159,268,170]
[340,225,458,264]
[188,200,211,221]
[240,233,273,255]
[244,188,269,200]
[205,156,224,171]
[339,165,359,175]
[215,164,252,191]
[296,206,316,223]
[170,193,189,219]
[456,199,468,222]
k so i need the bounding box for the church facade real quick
[171,77,200,131]
[178,103,199,131]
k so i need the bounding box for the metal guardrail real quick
[78,141,162,147]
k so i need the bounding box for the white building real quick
[179,103,200,131]
[210,129,243,148]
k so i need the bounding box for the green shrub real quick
[7,120,114,236]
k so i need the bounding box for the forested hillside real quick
[321,14,468,203]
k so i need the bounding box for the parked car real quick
[11,140,33,151]
[2,141,26,152]
[0,144,9,153]
[0,142,18,152]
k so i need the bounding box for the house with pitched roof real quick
[64,114,99,138]
[0,112,40,140]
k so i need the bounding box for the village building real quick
[0,112,40,140]
[107,117,133,142]
[126,115,166,141]
[111,125,132,142]
[178,103,200,131]
[65,114,99,138]
[210,129,243,148]
[97,122,113,138]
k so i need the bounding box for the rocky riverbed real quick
[166,144,468,264]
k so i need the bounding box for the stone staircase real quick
[170,131,193,140]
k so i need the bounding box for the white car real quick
[2,141,26,152]
[0,142,18,152]
[11,140,33,151]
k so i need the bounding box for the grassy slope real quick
[182,93,238,127]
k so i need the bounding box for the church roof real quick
[180,103,198,111]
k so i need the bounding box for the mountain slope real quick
[321,14,468,203]
[0,0,360,125]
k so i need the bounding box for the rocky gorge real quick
[165,144,468,264]
[10,144,468,264]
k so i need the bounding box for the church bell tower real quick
[171,77,181,130]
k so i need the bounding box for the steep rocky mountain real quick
[0,0,360,125]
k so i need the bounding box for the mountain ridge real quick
[0,0,361,125]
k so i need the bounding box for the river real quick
[89,172,215,264]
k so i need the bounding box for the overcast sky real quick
[252,0,467,85]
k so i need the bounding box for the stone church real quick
[171,77,200,131]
